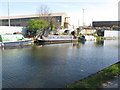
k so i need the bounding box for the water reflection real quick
[2,40,118,88]
[1,45,32,50]
[95,40,104,46]
[73,40,104,48]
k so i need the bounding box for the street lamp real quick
[78,20,80,28]
[82,8,85,26]
[8,0,10,26]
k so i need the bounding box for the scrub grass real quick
[67,62,119,89]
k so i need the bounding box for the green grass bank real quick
[66,62,119,89]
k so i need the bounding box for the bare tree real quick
[37,5,51,21]
[37,5,60,34]
[38,5,49,15]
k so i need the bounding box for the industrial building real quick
[0,12,69,28]
[92,21,120,27]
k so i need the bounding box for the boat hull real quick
[35,39,78,44]
[0,40,32,47]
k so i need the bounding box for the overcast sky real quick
[1,0,119,26]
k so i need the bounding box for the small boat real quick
[35,35,78,43]
[78,35,96,41]
[0,34,32,47]
[78,35,86,41]
[85,35,96,41]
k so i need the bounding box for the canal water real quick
[2,40,118,88]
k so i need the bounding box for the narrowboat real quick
[0,34,32,47]
[35,35,78,43]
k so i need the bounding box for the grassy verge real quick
[67,62,119,89]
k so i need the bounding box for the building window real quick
[55,16,61,22]
[16,24,20,26]
[2,19,8,23]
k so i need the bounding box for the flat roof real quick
[0,12,68,20]
[93,21,120,22]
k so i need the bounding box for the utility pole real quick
[78,20,80,28]
[8,0,10,26]
[82,8,84,26]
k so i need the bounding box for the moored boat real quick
[0,34,32,47]
[78,35,86,41]
[78,35,96,41]
[85,35,96,41]
[35,35,78,43]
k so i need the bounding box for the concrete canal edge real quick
[66,62,119,88]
